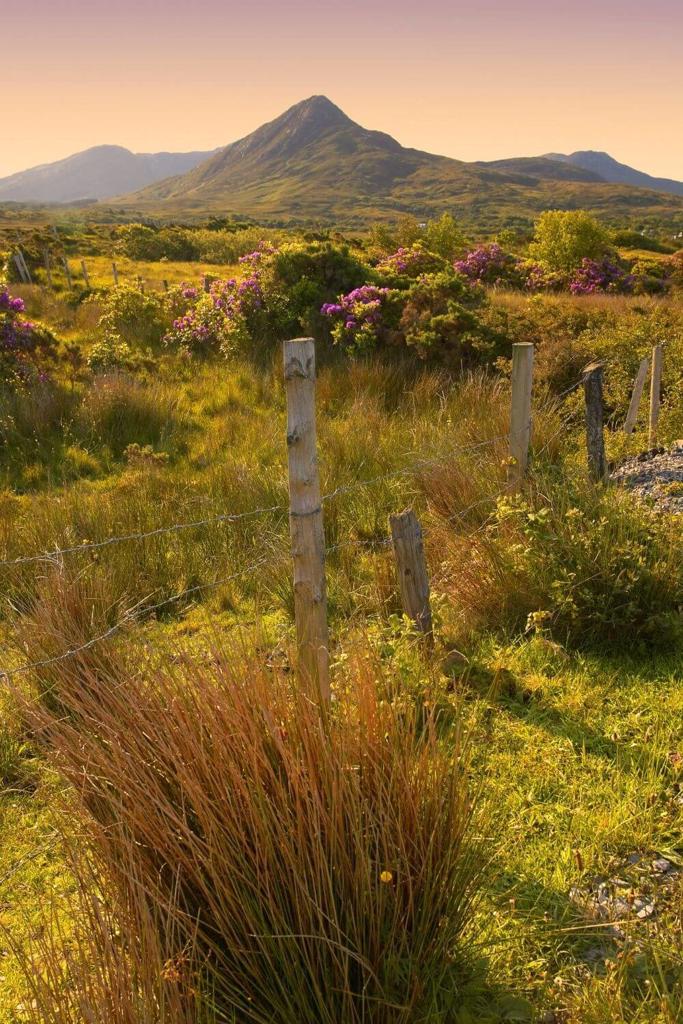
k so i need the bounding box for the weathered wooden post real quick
[44,249,53,289]
[13,254,28,284]
[583,362,607,482]
[624,356,649,434]
[62,258,73,291]
[162,279,169,292]
[18,250,32,284]
[283,338,329,703]
[507,342,534,490]
[112,262,119,286]
[137,275,145,294]
[80,260,91,289]
[389,510,433,642]
[649,344,663,448]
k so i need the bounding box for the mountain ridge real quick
[542,150,683,197]
[3,97,683,231]
[118,97,683,229]
[0,145,217,203]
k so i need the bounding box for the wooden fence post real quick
[112,262,119,286]
[389,509,433,642]
[583,362,607,482]
[283,338,330,703]
[62,258,73,291]
[624,356,649,434]
[18,250,32,284]
[44,250,53,290]
[80,260,91,289]
[507,342,534,490]
[649,344,663,448]
[162,279,169,292]
[13,254,28,284]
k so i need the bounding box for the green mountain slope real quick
[114,97,683,231]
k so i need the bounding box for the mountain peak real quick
[289,95,352,124]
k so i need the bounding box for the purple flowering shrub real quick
[321,285,396,349]
[322,270,492,362]
[376,244,444,281]
[164,244,280,355]
[0,285,57,388]
[519,261,565,292]
[568,258,634,295]
[454,244,518,287]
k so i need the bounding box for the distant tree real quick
[423,213,467,260]
[529,210,611,274]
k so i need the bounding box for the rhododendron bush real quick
[0,285,57,388]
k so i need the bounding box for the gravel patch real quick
[612,442,683,513]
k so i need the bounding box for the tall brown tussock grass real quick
[17,604,485,1023]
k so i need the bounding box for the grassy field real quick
[0,239,682,1021]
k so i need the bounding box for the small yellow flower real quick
[380,870,393,884]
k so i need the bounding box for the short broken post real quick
[389,510,433,643]
[507,342,534,490]
[624,356,649,434]
[583,362,607,482]
[112,262,119,286]
[80,260,91,289]
[283,338,330,704]
[649,344,663,448]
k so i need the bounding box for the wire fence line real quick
[0,553,275,683]
[0,355,589,688]
[0,434,510,571]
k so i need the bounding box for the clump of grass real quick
[19,631,485,1023]
[77,372,187,459]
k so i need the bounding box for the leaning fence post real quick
[389,509,433,643]
[624,356,650,434]
[283,338,330,703]
[112,262,119,286]
[649,344,663,448]
[62,257,73,291]
[13,254,28,284]
[44,249,53,289]
[17,249,32,284]
[507,342,534,490]
[583,362,607,482]
[80,260,91,289]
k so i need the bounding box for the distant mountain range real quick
[0,145,216,203]
[1,98,682,230]
[544,152,683,198]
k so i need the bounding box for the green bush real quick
[97,284,171,350]
[451,480,683,650]
[529,210,612,274]
[269,240,371,337]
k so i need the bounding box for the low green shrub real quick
[444,478,683,650]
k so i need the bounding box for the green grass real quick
[0,271,682,1019]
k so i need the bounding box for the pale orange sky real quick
[4,0,682,180]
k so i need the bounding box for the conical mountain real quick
[120,97,683,226]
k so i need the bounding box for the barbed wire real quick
[0,553,274,683]
[0,504,286,569]
[0,434,508,571]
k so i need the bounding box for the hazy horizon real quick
[5,0,682,180]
